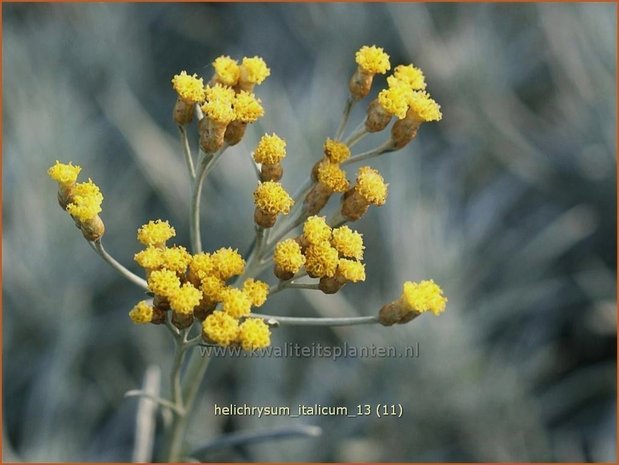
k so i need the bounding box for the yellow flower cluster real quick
[212,56,241,86]
[316,161,349,193]
[130,219,270,350]
[202,83,236,124]
[129,301,154,324]
[336,258,366,283]
[233,91,264,123]
[137,220,176,248]
[202,311,271,351]
[254,182,294,216]
[323,139,351,164]
[407,90,442,123]
[331,225,364,260]
[48,160,81,186]
[243,279,270,307]
[172,56,269,147]
[240,56,271,85]
[210,55,270,89]
[48,161,106,240]
[65,179,104,222]
[172,71,206,104]
[400,280,447,315]
[355,166,388,206]
[253,133,287,165]
[355,45,391,75]
[273,239,306,277]
[393,64,426,91]
[272,216,366,286]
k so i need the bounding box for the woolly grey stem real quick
[252,314,380,327]
[89,240,147,290]
[178,125,196,180]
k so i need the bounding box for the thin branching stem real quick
[178,125,196,180]
[89,240,148,289]
[342,141,395,166]
[345,126,369,148]
[269,280,318,295]
[328,211,348,228]
[190,147,226,254]
[252,313,380,327]
[125,390,183,415]
[131,365,160,463]
[190,425,322,459]
[335,97,354,140]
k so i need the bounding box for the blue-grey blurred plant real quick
[4,3,615,462]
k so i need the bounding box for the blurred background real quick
[3,3,616,462]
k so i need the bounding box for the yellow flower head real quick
[303,215,332,245]
[378,78,412,119]
[323,139,351,163]
[202,310,239,347]
[48,161,81,186]
[172,71,206,104]
[393,64,426,91]
[65,179,103,222]
[233,91,264,123]
[407,90,442,122]
[400,279,447,315]
[221,287,252,318]
[129,301,153,324]
[204,83,236,102]
[356,166,388,206]
[337,258,366,282]
[238,318,271,351]
[201,275,227,302]
[147,269,181,298]
[355,45,390,75]
[304,241,339,278]
[316,161,350,193]
[243,279,269,307]
[202,84,236,124]
[161,246,192,274]
[241,56,271,85]
[134,247,164,270]
[189,253,216,281]
[137,220,176,248]
[253,133,286,165]
[273,239,306,274]
[253,182,294,215]
[211,247,245,281]
[212,55,241,86]
[169,282,202,315]
[331,225,364,259]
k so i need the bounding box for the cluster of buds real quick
[130,219,271,350]
[346,46,442,149]
[171,55,270,153]
[49,45,449,357]
[48,161,105,241]
[273,216,366,294]
[252,133,287,182]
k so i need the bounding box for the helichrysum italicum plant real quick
[48,46,447,461]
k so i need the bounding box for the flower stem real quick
[165,349,212,461]
[335,97,354,141]
[345,125,369,148]
[88,240,147,290]
[252,314,380,327]
[178,125,196,180]
[341,141,395,167]
[189,147,226,254]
